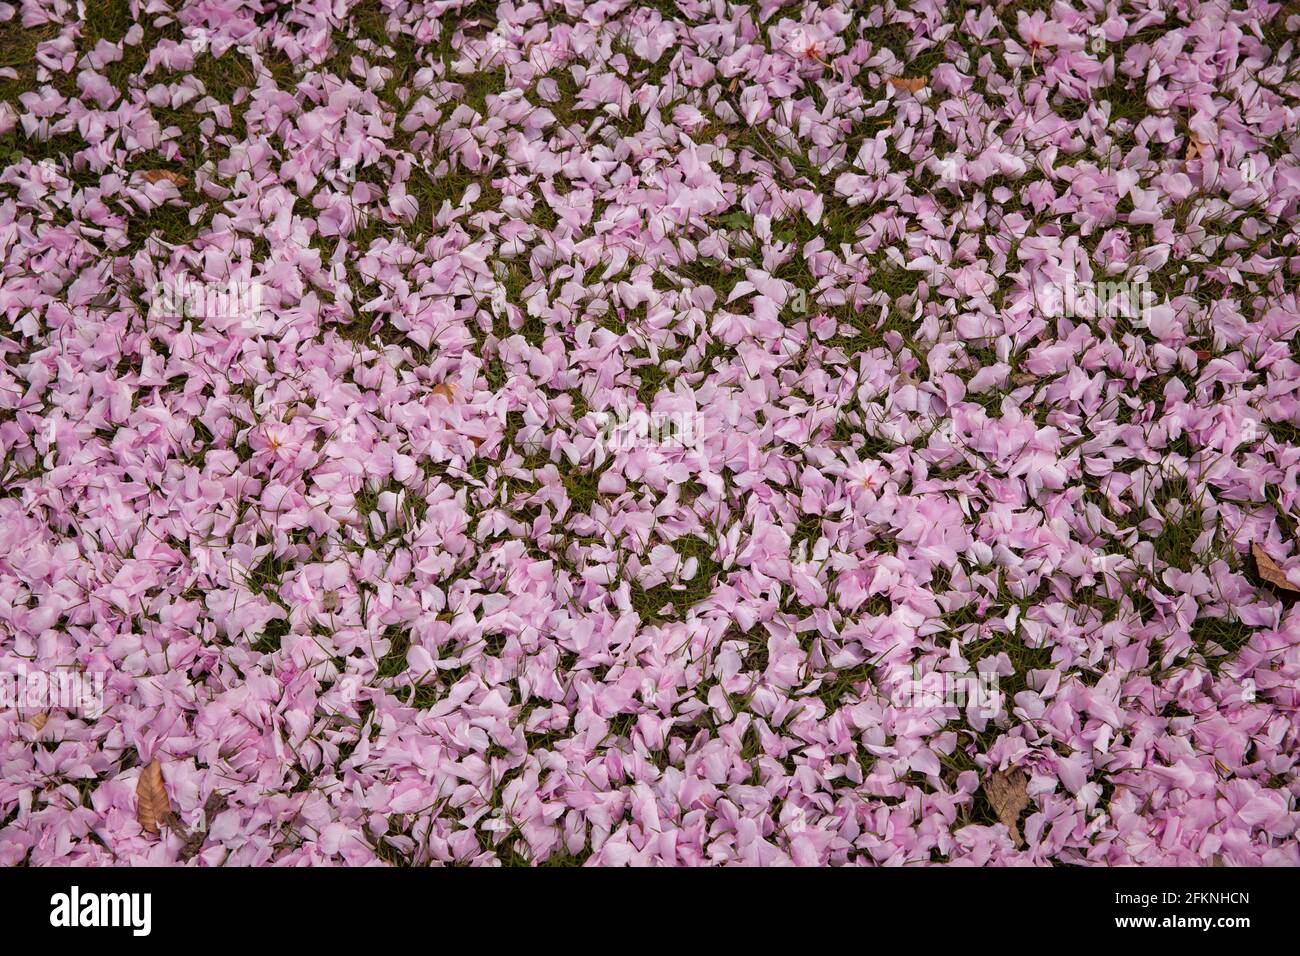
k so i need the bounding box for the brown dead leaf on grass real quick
[178,791,229,863]
[136,758,172,835]
[984,768,1030,847]
[431,383,456,401]
[887,75,927,93]
[141,169,189,188]
[1251,542,1300,594]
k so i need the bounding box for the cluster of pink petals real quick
[2,0,1299,865]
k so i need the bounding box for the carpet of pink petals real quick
[2,0,1300,867]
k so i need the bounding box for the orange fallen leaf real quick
[1185,134,1210,162]
[984,768,1030,847]
[30,712,47,732]
[888,75,927,93]
[1251,542,1300,594]
[141,169,189,188]
[136,758,172,835]
[431,383,456,402]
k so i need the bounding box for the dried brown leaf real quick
[178,791,228,863]
[141,169,189,188]
[1251,542,1299,593]
[136,758,171,835]
[203,790,229,818]
[30,712,48,731]
[431,383,456,402]
[888,75,928,93]
[984,768,1030,847]
[178,832,205,863]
